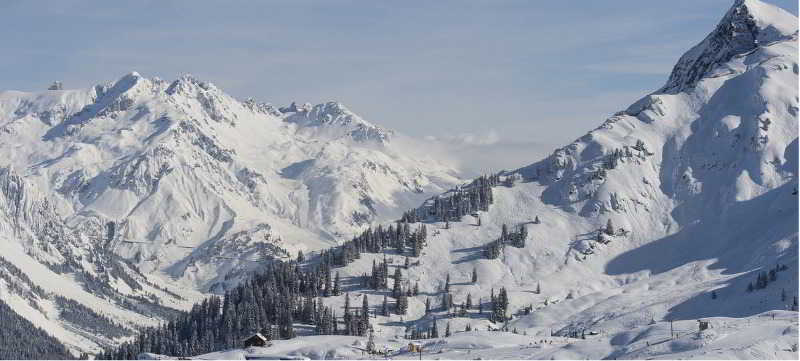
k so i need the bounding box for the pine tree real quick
[431,318,439,338]
[536,282,541,294]
[605,219,615,236]
[362,295,370,323]
[472,267,478,283]
[343,293,352,335]
[296,250,305,263]
[404,256,410,269]
[393,268,403,299]
[396,288,408,315]
[425,297,431,314]
[324,268,332,297]
[466,293,473,309]
[445,322,451,337]
[333,272,341,296]
[382,256,389,288]
[445,273,451,293]
[366,327,376,353]
[382,295,389,316]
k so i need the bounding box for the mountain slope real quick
[395,0,799,354]
[0,75,462,353]
[0,73,461,291]
[0,166,197,355]
[153,2,797,360]
[268,0,796,358]
[1,0,798,359]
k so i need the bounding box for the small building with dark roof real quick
[244,333,268,348]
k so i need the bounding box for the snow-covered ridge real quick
[380,0,797,358]
[0,70,462,292]
[0,166,195,354]
[661,0,798,93]
[0,68,463,352]
[283,101,393,143]
[0,0,797,358]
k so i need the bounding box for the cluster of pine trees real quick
[489,287,510,323]
[432,174,499,222]
[0,299,73,360]
[747,263,789,292]
[100,261,314,359]
[102,222,432,359]
[603,140,651,170]
[401,173,500,224]
[485,224,528,259]
[595,219,617,244]
[410,286,511,340]
[55,296,133,339]
[407,318,445,339]
[319,222,428,264]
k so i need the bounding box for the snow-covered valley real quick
[0,0,797,359]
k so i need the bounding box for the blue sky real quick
[1,0,796,170]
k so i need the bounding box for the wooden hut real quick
[244,332,268,347]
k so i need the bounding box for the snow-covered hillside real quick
[0,73,461,352]
[386,0,799,357]
[171,311,799,360]
[172,0,797,359]
[0,71,461,287]
[1,0,797,359]
[138,1,798,360]
[0,166,201,355]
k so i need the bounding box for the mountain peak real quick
[283,101,393,143]
[109,71,144,94]
[165,73,219,96]
[660,0,797,93]
[735,0,798,34]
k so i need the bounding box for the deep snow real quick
[0,0,797,359]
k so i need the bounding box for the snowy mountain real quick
[1,0,797,359]
[0,73,461,353]
[383,0,798,357]
[0,72,461,284]
[163,1,796,359]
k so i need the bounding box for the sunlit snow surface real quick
[0,0,797,358]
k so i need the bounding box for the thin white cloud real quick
[425,130,500,147]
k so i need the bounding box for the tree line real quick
[101,222,430,359]
[402,173,500,223]
[485,223,528,259]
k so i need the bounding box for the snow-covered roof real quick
[244,333,267,342]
